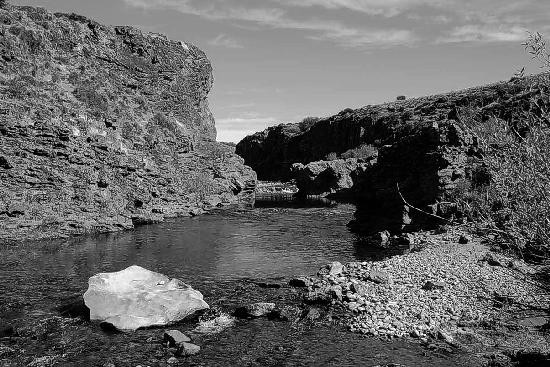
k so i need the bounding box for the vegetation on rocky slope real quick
[453,35,550,261]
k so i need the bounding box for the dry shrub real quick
[458,104,550,261]
[449,33,550,262]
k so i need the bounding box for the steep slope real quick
[237,74,550,233]
[236,75,547,180]
[0,6,256,242]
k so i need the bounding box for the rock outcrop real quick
[291,158,372,197]
[237,74,550,234]
[83,265,208,330]
[0,6,256,242]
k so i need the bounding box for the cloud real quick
[121,0,416,49]
[208,34,244,48]
[215,116,278,142]
[438,24,528,43]
[274,0,450,17]
[122,0,548,47]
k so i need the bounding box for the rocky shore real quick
[293,228,550,365]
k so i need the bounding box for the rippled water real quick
[0,204,477,366]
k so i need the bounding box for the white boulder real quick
[83,265,209,330]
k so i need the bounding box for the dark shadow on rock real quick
[0,324,14,338]
[57,295,90,320]
[99,321,121,334]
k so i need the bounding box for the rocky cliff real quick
[0,6,256,242]
[237,74,550,233]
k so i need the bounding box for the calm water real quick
[0,204,477,366]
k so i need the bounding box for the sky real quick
[13,0,550,142]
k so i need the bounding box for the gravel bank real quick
[304,229,550,346]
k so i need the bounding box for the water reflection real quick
[0,204,360,313]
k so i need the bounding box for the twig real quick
[396,183,453,224]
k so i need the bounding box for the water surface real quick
[0,204,478,366]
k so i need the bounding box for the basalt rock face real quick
[348,121,475,234]
[291,158,372,197]
[237,74,550,233]
[0,6,256,242]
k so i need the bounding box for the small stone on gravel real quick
[164,330,191,347]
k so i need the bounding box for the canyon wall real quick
[0,6,256,242]
[237,74,549,233]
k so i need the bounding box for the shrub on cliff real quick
[458,115,550,261]
[455,34,550,261]
[298,117,320,132]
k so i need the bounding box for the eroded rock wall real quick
[237,74,550,233]
[0,6,256,242]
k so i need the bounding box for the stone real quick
[483,253,504,267]
[319,261,344,276]
[290,159,371,197]
[164,330,191,347]
[193,314,236,334]
[271,305,302,322]
[422,281,445,291]
[329,285,343,301]
[176,342,200,357]
[367,270,390,284]
[350,283,373,296]
[304,307,321,321]
[438,330,459,347]
[83,265,209,330]
[234,302,276,318]
[458,235,469,244]
[304,288,333,304]
[167,357,179,364]
[289,277,311,288]
[367,230,391,248]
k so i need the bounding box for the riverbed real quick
[0,204,479,366]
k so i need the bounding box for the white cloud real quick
[439,24,528,43]
[216,116,278,142]
[121,0,547,47]
[275,0,450,17]
[121,0,416,49]
[208,34,244,48]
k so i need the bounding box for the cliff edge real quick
[0,6,256,242]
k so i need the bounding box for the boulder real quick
[291,158,370,197]
[83,265,209,330]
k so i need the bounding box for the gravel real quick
[306,230,550,340]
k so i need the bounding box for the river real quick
[0,204,477,366]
